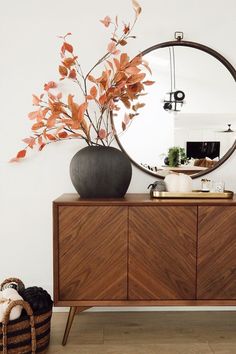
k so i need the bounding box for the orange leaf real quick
[132,102,145,111]
[77,102,88,123]
[68,132,82,138]
[32,94,41,105]
[121,97,131,109]
[39,143,46,151]
[22,138,32,144]
[90,86,97,98]
[119,39,127,46]
[123,24,130,34]
[38,136,43,145]
[67,94,79,121]
[17,149,26,158]
[32,121,44,130]
[130,55,142,66]
[28,110,40,120]
[113,49,120,56]
[46,134,57,141]
[71,121,81,130]
[120,53,129,68]
[123,113,130,125]
[48,92,56,100]
[44,81,57,91]
[46,117,57,128]
[113,58,120,70]
[143,80,155,85]
[114,71,127,84]
[132,0,142,15]
[99,93,107,105]
[87,74,97,83]
[63,57,76,68]
[58,131,68,138]
[107,41,116,53]
[98,129,107,139]
[125,66,140,75]
[61,118,74,126]
[122,121,126,131]
[22,137,35,148]
[127,73,146,85]
[100,16,111,27]
[86,95,93,100]
[64,42,73,53]
[9,157,20,163]
[67,94,74,110]
[69,69,76,79]
[59,65,68,77]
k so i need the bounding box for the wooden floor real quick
[48,311,236,353]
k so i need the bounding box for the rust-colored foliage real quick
[13,0,154,161]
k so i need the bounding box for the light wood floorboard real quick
[48,311,236,354]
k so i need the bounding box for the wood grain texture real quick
[129,206,197,300]
[53,195,236,309]
[53,299,236,307]
[48,311,236,353]
[198,206,236,299]
[58,206,128,301]
[54,193,236,206]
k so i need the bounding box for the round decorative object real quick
[164,157,169,165]
[113,37,236,179]
[164,173,192,192]
[174,90,185,101]
[70,146,132,198]
[21,287,53,312]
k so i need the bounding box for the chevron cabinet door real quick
[197,206,236,299]
[128,206,197,300]
[57,206,128,301]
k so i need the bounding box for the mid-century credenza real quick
[53,193,236,344]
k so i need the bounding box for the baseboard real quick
[52,306,236,312]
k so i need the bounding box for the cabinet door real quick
[129,206,197,300]
[198,206,236,299]
[58,206,128,300]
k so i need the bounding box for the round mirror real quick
[113,39,236,178]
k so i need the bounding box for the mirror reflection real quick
[114,45,236,177]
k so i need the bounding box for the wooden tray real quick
[152,190,234,199]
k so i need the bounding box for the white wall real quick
[1,0,236,310]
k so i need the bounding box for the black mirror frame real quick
[113,39,236,179]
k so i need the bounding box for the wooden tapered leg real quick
[62,306,77,346]
[62,306,92,345]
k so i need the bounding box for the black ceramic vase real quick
[70,146,132,198]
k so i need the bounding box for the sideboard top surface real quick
[53,193,236,206]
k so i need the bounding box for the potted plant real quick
[167,147,187,167]
[12,0,153,198]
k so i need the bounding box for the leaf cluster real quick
[12,0,154,161]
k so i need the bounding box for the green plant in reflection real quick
[167,147,187,167]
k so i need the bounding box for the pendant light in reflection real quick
[163,46,185,112]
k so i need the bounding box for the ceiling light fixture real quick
[163,39,185,112]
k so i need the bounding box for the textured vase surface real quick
[70,146,132,198]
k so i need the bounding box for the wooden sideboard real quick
[53,193,236,344]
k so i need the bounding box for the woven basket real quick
[0,279,52,354]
